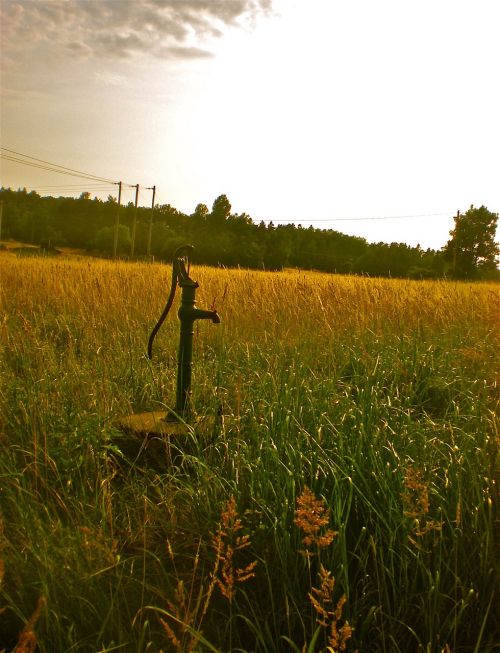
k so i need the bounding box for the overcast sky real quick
[1,0,499,250]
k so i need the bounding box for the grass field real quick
[0,252,498,652]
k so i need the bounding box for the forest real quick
[1,187,498,279]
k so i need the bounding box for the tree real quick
[210,194,232,224]
[443,205,499,278]
[191,203,209,221]
[95,225,131,255]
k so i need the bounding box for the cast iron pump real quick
[147,245,220,417]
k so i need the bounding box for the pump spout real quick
[192,308,220,323]
[180,306,220,323]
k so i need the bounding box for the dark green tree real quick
[191,203,209,221]
[443,205,499,278]
[95,225,131,255]
[210,194,232,224]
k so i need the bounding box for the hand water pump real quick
[118,245,220,439]
[148,244,220,418]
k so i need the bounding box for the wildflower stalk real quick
[211,496,257,649]
[294,486,355,652]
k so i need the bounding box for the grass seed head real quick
[308,565,354,652]
[294,486,337,554]
[212,496,257,603]
[14,596,45,653]
[402,467,430,518]
[402,467,443,544]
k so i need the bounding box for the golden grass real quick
[2,252,498,344]
[1,251,496,429]
[0,252,498,651]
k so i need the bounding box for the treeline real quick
[0,188,496,279]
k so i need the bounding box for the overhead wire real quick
[1,147,155,196]
[1,148,454,224]
[19,184,117,191]
[22,186,115,194]
[1,153,119,185]
[264,212,452,224]
[0,147,118,184]
[13,181,116,188]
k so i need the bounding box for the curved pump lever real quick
[147,245,194,360]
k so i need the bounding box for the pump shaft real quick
[176,277,219,414]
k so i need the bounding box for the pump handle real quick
[147,245,194,359]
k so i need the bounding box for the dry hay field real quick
[0,251,498,652]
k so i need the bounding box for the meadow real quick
[0,252,498,652]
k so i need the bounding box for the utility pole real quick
[453,210,460,277]
[0,200,3,242]
[147,185,156,260]
[113,181,122,259]
[130,183,139,258]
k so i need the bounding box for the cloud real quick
[0,0,274,62]
[164,45,215,59]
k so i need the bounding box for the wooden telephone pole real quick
[147,185,156,259]
[112,181,122,259]
[453,210,460,276]
[130,184,139,257]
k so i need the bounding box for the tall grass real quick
[0,253,498,652]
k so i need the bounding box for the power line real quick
[1,147,155,193]
[1,154,118,184]
[1,148,118,184]
[265,212,452,224]
[2,147,454,225]
[18,185,117,192]
[14,183,116,189]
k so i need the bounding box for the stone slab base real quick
[117,411,190,437]
[114,411,220,469]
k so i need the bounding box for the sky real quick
[1,0,499,251]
